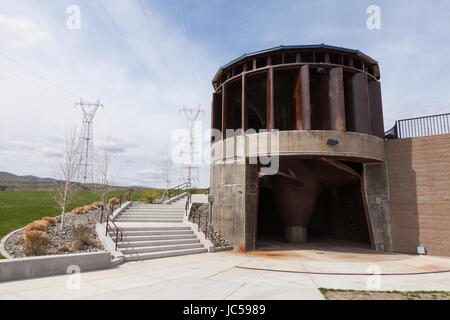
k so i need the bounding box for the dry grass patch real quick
[71,225,93,250]
[108,197,119,206]
[25,219,49,232]
[41,216,57,226]
[91,201,103,209]
[23,230,49,256]
[319,288,450,300]
[71,207,85,215]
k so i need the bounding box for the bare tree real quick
[95,137,116,205]
[159,147,174,200]
[54,127,81,229]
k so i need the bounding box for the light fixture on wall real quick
[327,139,339,146]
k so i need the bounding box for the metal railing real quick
[385,113,450,139]
[188,203,210,240]
[99,188,133,250]
[186,194,214,240]
[106,214,123,251]
[118,188,134,207]
[163,181,191,200]
[100,188,134,223]
[185,192,192,216]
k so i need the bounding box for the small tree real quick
[95,138,116,205]
[54,127,81,229]
[159,147,173,200]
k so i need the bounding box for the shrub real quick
[143,190,158,203]
[71,207,85,215]
[71,224,92,250]
[83,204,96,212]
[23,230,49,256]
[41,216,57,226]
[138,198,146,202]
[25,219,49,232]
[108,197,119,206]
[91,201,103,209]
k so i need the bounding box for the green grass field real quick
[0,187,207,258]
[0,187,206,240]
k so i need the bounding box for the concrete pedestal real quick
[284,226,307,244]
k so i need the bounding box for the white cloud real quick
[0,15,52,49]
[138,168,160,175]
[41,146,62,158]
[2,1,448,189]
[0,1,215,188]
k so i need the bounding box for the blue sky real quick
[1,0,449,187]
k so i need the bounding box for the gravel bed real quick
[4,208,104,258]
[189,204,229,248]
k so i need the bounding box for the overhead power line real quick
[138,0,174,81]
[0,69,74,106]
[179,0,200,99]
[97,0,157,88]
[0,51,79,101]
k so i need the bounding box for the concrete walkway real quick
[1,244,450,299]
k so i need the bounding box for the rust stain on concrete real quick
[232,249,298,259]
[403,264,446,272]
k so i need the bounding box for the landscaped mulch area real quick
[320,288,450,300]
[4,208,104,258]
[189,203,229,248]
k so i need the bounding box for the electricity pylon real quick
[75,99,103,186]
[178,105,203,186]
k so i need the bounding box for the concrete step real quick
[125,209,185,212]
[118,214,183,219]
[111,234,196,241]
[131,204,185,206]
[120,212,184,216]
[124,247,207,261]
[117,217,184,221]
[123,212,185,215]
[129,204,185,207]
[124,212,185,215]
[115,218,184,223]
[111,230,193,236]
[118,238,200,248]
[121,242,204,254]
[117,226,190,231]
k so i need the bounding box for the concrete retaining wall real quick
[0,251,112,282]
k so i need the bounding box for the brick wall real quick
[386,134,450,257]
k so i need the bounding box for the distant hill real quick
[0,171,57,183]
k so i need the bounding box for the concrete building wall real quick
[363,162,394,251]
[211,130,393,252]
[210,160,258,250]
[386,134,450,257]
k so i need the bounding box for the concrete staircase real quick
[112,196,207,261]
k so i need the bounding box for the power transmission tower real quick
[179,105,203,186]
[75,99,103,186]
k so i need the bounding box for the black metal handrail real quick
[185,193,192,216]
[163,181,191,200]
[100,188,134,223]
[118,188,134,207]
[385,113,450,139]
[106,214,123,251]
[188,202,210,240]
